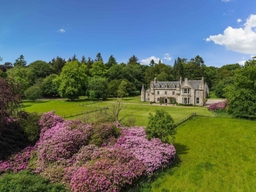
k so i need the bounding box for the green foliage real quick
[41,74,59,97]
[87,77,108,100]
[90,61,106,77]
[28,60,53,81]
[13,55,26,67]
[224,64,256,119]
[18,111,41,144]
[7,67,34,94]
[117,79,129,97]
[108,79,120,97]
[146,109,176,143]
[106,55,118,69]
[24,85,42,101]
[89,123,120,147]
[56,61,88,100]
[0,171,68,192]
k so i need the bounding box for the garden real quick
[1,93,256,191]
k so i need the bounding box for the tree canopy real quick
[56,61,88,100]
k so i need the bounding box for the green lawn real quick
[151,117,256,192]
[22,97,214,126]
[22,97,256,191]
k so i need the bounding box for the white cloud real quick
[222,0,230,2]
[237,60,246,65]
[58,28,66,33]
[141,56,161,65]
[206,14,256,54]
[163,53,172,61]
[237,18,242,23]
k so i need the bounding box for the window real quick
[172,91,175,95]
[183,89,190,94]
[196,97,199,104]
[157,91,159,95]
[183,98,190,104]
[165,91,167,95]
[157,98,160,101]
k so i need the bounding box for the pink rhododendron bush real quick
[208,100,227,111]
[0,111,176,192]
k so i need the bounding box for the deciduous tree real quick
[56,61,88,100]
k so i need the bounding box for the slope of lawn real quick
[23,97,214,126]
[151,116,256,192]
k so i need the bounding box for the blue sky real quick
[0,0,256,67]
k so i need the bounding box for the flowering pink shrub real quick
[208,100,227,111]
[115,127,176,174]
[70,147,145,192]
[38,111,64,137]
[0,146,36,175]
[1,112,177,192]
[36,120,93,172]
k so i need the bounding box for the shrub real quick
[115,127,176,174]
[24,85,42,101]
[36,120,92,172]
[146,109,176,143]
[89,123,120,147]
[208,100,227,111]
[18,111,41,144]
[70,147,145,192]
[0,146,36,175]
[0,170,68,192]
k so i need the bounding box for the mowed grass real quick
[22,97,214,126]
[151,117,256,192]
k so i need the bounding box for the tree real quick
[224,64,256,119]
[95,52,103,62]
[0,78,21,124]
[28,60,53,80]
[117,79,130,97]
[106,55,117,69]
[150,59,155,67]
[108,79,121,97]
[128,55,139,65]
[146,109,176,143]
[24,85,42,101]
[90,61,106,77]
[41,74,59,97]
[7,67,34,94]
[173,57,184,80]
[50,56,66,74]
[87,78,108,100]
[13,55,26,67]
[56,61,88,100]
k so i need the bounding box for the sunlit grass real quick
[22,97,214,126]
[151,117,256,192]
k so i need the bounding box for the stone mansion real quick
[141,77,209,106]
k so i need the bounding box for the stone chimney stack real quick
[179,77,182,85]
[201,77,204,84]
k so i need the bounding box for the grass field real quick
[23,97,214,126]
[22,97,256,191]
[151,116,256,192]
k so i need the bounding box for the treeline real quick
[0,53,251,100]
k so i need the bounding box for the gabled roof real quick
[153,79,203,90]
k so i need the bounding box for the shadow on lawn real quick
[173,143,189,155]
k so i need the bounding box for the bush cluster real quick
[0,111,176,192]
[208,100,227,111]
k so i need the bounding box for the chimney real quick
[185,78,188,83]
[201,77,204,84]
[179,77,182,85]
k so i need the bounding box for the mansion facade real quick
[141,77,209,106]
